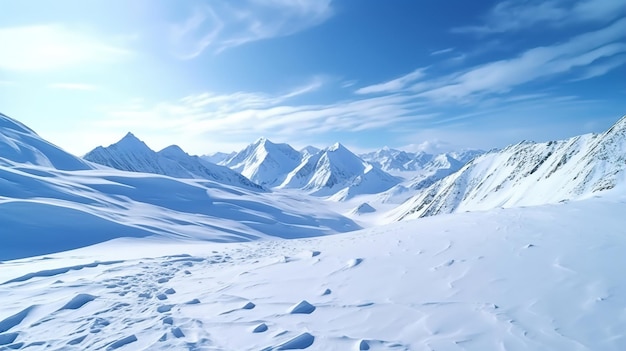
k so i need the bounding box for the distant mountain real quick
[360,147,485,173]
[1,114,359,260]
[222,137,303,187]
[0,112,93,170]
[300,145,321,158]
[377,153,469,204]
[281,143,401,200]
[393,115,626,220]
[201,151,235,165]
[360,148,432,172]
[84,133,262,190]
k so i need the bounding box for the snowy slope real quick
[0,116,360,261]
[0,113,93,171]
[0,164,360,261]
[222,138,302,187]
[1,195,624,350]
[84,133,262,190]
[376,153,472,205]
[394,115,626,220]
[281,143,400,200]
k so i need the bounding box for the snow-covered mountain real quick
[300,145,320,158]
[360,147,485,174]
[0,113,93,171]
[0,114,359,260]
[84,133,262,191]
[221,137,302,187]
[360,148,432,172]
[200,151,235,165]
[394,115,626,220]
[377,153,469,204]
[281,143,401,200]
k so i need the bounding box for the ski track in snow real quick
[0,198,625,350]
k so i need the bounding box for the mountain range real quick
[2,111,626,350]
[393,115,626,220]
[2,110,625,259]
[84,133,263,191]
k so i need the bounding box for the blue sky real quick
[0,0,624,155]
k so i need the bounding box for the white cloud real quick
[430,48,454,56]
[90,76,437,154]
[453,0,624,34]
[0,25,130,71]
[170,0,334,58]
[356,68,428,95]
[418,19,626,101]
[360,19,626,102]
[571,54,626,81]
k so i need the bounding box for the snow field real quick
[0,197,624,350]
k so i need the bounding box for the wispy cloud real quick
[49,83,99,91]
[361,19,625,102]
[430,48,454,56]
[419,19,626,101]
[170,0,334,58]
[356,68,428,95]
[453,0,624,34]
[0,25,130,71]
[91,75,437,152]
[571,54,626,81]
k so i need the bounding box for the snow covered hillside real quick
[221,137,303,187]
[84,133,262,191]
[1,196,624,350]
[0,113,93,171]
[394,115,626,220]
[281,143,401,200]
[0,114,359,261]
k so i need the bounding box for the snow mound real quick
[350,203,376,215]
[60,294,97,310]
[287,300,316,314]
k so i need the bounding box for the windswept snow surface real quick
[0,166,359,260]
[1,196,625,350]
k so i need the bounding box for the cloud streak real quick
[356,68,428,95]
[355,19,626,102]
[170,0,334,58]
[453,0,625,34]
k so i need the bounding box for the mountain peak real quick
[255,136,272,146]
[115,132,151,151]
[158,145,188,159]
[327,142,346,152]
